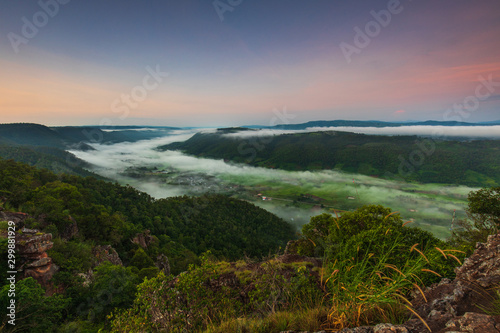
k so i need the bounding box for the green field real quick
[70,135,480,240]
[114,157,471,239]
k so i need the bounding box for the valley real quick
[70,131,480,239]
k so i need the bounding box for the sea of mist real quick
[69,127,486,238]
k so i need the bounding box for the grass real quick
[116,162,472,240]
[204,306,329,333]
[320,233,434,331]
[0,220,9,230]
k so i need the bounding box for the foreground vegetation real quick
[0,156,498,332]
[0,158,293,331]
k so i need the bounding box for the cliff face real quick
[0,210,59,294]
[17,229,59,290]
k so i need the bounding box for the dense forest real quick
[160,130,500,186]
[1,123,499,331]
[0,123,183,178]
[0,158,498,331]
[0,158,294,331]
[0,123,179,148]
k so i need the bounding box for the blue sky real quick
[1,0,500,126]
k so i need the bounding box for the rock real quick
[15,230,59,292]
[373,324,410,333]
[155,254,171,276]
[338,327,374,332]
[455,233,500,288]
[0,210,29,226]
[60,215,78,240]
[131,229,156,248]
[339,233,500,333]
[17,233,54,259]
[92,245,123,266]
[445,312,500,332]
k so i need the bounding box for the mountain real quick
[0,123,180,176]
[0,123,78,149]
[159,130,500,186]
[244,119,499,130]
[0,123,181,148]
[478,120,500,125]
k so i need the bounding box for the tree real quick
[451,187,500,253]
[467,187,500,227]
[0,278,69,332]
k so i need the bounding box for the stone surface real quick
[155,254,171,276]
[14,227,59,292]
[337,233,500,333]
[92,245,123,266]
[131,229,156,248]
[445,312,500,332]
[60,215,78,240]
[455,233,500,288]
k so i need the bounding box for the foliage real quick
[109,253,325,332]
[161,131,500,186]
[295,205,463,329]
[467,187,500,227]
[450,187,500,254]
[0,278,70,332]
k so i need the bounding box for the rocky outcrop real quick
[15,228,59,292]
[339,324,410,332]
[405,234,500,332]
[131,229,156,248]
[92,245,123,266]
[0,210,29,226]
[60,215,78,240]
[455,234,500,288]
[155,254,171,276]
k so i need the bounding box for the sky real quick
[1,0,500,127]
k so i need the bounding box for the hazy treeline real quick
[161,130,500,186]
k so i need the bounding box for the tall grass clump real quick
[295,205,464,330]
[323,233,433,330]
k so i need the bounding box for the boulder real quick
[92,245,123,266]
[155,254,171,276]
[131,229,156,248]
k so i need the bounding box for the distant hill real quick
[0,123,76,149]
[478,120,500,125]
[160,130,500,187]
[0,123,179,148]
[245,119,499,130]
[0,145,101,178]
[0,123,178,177]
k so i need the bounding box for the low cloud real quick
[70,130,476,233]
[223,125,500,139]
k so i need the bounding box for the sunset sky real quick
[1,0,500,126]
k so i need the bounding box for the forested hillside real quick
[161,130,500,186]
[0,145,98,178]
[0,123,180,177]
[0,158,294,331]
[0,123,179,148]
